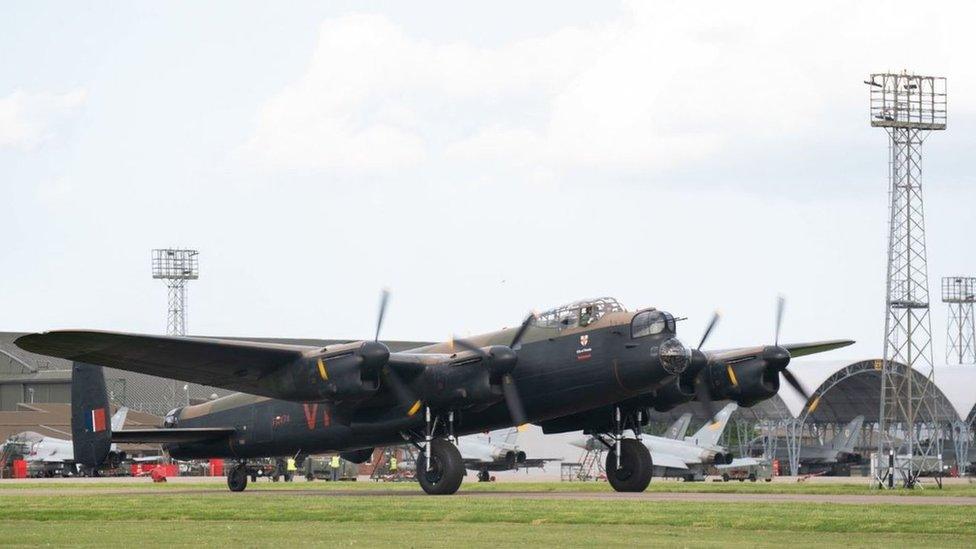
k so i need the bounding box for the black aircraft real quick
[15,294,852,494]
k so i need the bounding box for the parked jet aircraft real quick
[573,403,739,478]
[458,427,559,481]
[793,415,865,464]
[16,294,852,494]
[5,407,129,475]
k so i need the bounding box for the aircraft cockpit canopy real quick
[631,309,676,338]
[534,297,626,330]
[164,408,181,428]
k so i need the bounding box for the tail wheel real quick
[227,464,248,492]
[605,439,652,493]
[417,439,464,495]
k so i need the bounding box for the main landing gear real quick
[600,406,653,493]
[412,407,465,495]
[227,461,248,492]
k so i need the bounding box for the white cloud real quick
[0,88,87,150]
[244,2,976,176]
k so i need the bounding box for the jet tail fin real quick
[502,427,520,446]
[688,403,737,447]
[829,415,865,451]
[71,362,112,468]
[665,413,693,439]
[110,406,129,431]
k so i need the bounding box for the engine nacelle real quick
[416,350,508,410]
[704,358,779,408]
[650,376,696,412]
[273,341,389,402]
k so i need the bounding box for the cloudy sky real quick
[2,1,975,363]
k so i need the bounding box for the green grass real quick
[3,478,975,496]
[1,483,975,547]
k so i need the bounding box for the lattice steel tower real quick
[152,249,199,336]
[943,277,976,364]
[151,248,199,410]
[866,72,946,487]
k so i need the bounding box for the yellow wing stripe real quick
[317,358,329,380]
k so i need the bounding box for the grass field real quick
[3,478,975,496]
[2,481,975,547]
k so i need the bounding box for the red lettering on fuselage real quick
[323,406,331,428]
[303,403,318,430]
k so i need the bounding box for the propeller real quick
[371,290,423,414]
[774,295,784,347]
[452,312,537,426]
[691,311,721,421]
[697,311,721,351]
[765,296,810,401]
[375,289,389,342]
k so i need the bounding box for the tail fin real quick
[665,413,693,439]
[688,403,737,447]
[502,427,520,446]
[829,415,865,451]
[71,362,112,468]
[110,407,129,431]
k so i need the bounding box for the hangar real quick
[645,359,975,475]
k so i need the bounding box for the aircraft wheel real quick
[417,439,464,495]
[227,464,248,492]
[605,439,652,493]
[478,470,490,482]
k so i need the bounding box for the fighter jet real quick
[457,427,559,482]
[792,415,865,465]
[16,294,852,494]
[573,403,739,479]
[9,407,129,475]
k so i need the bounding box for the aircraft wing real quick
[707,339,854,362]
[650,451,690,470]
[110,427,236,444]
[715,457,762,469]
[520,458,561,469]
[15,330,318,397]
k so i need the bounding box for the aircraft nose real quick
[657,338,691,375]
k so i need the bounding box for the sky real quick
[2,0,975,364]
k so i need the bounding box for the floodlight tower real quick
[152,248,199,410]
[942,277,976,364]
[151,248,199,336]
[866,72,946,488]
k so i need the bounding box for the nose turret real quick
[657,337,690,375]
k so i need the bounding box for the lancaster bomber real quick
[15,294,852,495]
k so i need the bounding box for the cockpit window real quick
[164,408,180,428]
[579,305,595,327]
[632,310,667,338]
[535,297,625,330]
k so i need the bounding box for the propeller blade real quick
[501,373,527,426]
[451,336,487,357]
[774,295,785,346]
[693,370,717,422]
[375,289,390,342]
[508,312,538,349]
[780,368,810,401]
[697,311,721,350]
